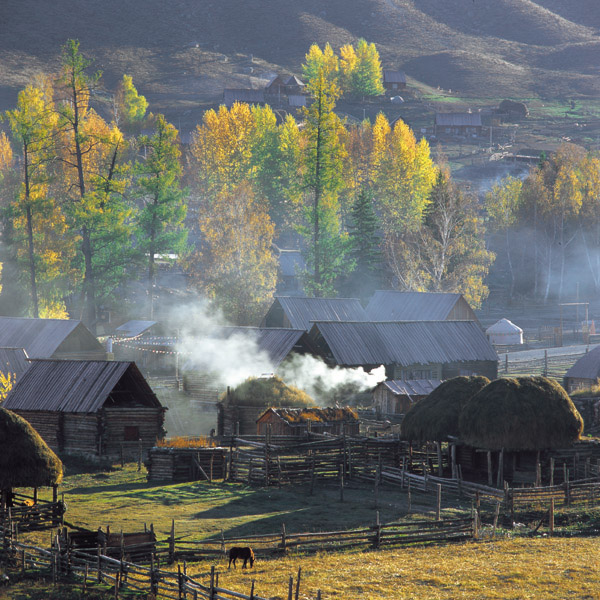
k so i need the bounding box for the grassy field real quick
[7,462,599,599]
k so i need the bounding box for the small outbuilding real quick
[3,360,165,458]
[373,379,443,415]
[223,89,266,108]
[383,70,407,91]
[564,346,600,393]
[485,318,523,346]
[434,112,482,136]
[256,407,359,437]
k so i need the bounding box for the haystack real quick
[0,408,63,490]
[459,376,583,451]
[400,376,490,441]
[223,376,314,408]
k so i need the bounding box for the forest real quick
[0,39,598,330]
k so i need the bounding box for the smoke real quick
[167,302,385,404]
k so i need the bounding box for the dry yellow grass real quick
[155,436,216,448]
[188,538,600,600]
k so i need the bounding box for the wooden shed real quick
[564,346,600,393]
[434,112,482,136]
[0,317,105,360]
[383,70,406,91]
[257,407,359,437]
[3,360,165,458]
[373,379,443,415]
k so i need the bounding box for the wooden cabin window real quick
[124,426,140,441]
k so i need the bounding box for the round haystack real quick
[223,376,314,408]
[400,376,490,441]
[0,408,63,489]
[459,376,584,451]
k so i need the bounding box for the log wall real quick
[102,407,165,458]
[11,411,62,451]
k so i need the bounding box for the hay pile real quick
[459,376,584,451]
[401,376,490,441]
[0,408,63,489]
[223,376,314,408]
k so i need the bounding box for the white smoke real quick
[167,302,386,403]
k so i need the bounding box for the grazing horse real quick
[228,546,255,569]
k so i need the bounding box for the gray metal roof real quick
[284,75,305,87]
[274,297,368,331]
[223,89,265,107]
[288,94,307,107]
[218,327,306,367]
[366,291,465,321]
[565,346,600,380]
[435,112,482,127]
[310,321,498,366]
[0,318,101,359]
[3,360,161,413]
[115,320,158,338]
[0,347,30,380]
[379,379,443,396]
[383,70,406,84]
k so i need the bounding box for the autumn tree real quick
[485,175,522,299]
[340,39,384,98]
[135,114,187,318]
[190,181,277,324]
[56,40,133,331]
[114,74,148,129]
[302,43,339,88]
[298,68,352,296]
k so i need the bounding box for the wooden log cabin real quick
[3,360,165,458]
[256,407,360,437]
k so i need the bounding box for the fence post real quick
[375,511,382,549]
[168,519,175,564]
[295,567,302,600]
[138,439,143,472]
[310,458,316,496]
[151,553,159,597]
[492,501,501,537]
[220,529,225,556]
[407,479,412,513]
[281,522,287,553]
[374,465,379,508]
[550,457,555,487]
[340,465,344,503]
[178,564,183,600]
[436,484,442,521]
[97,546,102,583]
[472,503,479,539]
[209,565,215,600]
[565,469,571,506]
[317,590,322,600]
[288,575,293,600]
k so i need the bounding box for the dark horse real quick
[228,547,255,569]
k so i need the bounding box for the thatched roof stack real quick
[0,408,63,489]
[459,376,583,451]
[400,376,490,441]
[223,376,314,408]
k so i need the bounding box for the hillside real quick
[1,0,599,125]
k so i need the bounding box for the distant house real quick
[308,320,498,380]
[383,70,406,91]
[0,347,30,383]
[434,112,482,136]
[223,88,265,108]
[373,379,443,415]
[564,347,600,393]
[4,360,165,457]
[115,320,160,339]
[264,74,286,97]
[262,296,368,331]
[366,291,479,323]
[256,407,359,436]
[0,317,105,360]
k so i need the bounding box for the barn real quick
[262,296,368,331]
[3,360,165,458]
[434,112,482,136]
[372,379,443,415]
[0,317,105,360]
[564,346,600,393]
[383,70,406,91]
[366,291,478,323]
[256,407,359,436]
[308,320,498,380]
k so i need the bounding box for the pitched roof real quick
[366,291,469,321]
[3,360,161,413]
[284,75,305,87]
[0,317,100,359]
[115,320,158,338]
[309,321,498,366]
[0,347,30,380]
[217,327,308,367]
[272,296,368,331]
[379,379,443,396]
[383,70,406,84]
[435,112,482,127]
[257,406,358,425]
[565,346,600,380]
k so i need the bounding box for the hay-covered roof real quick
[0,408,63,489]
[223,376,314,408]
[459,376,584,451]
[400,376,490,441]
[258,407,358,425]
